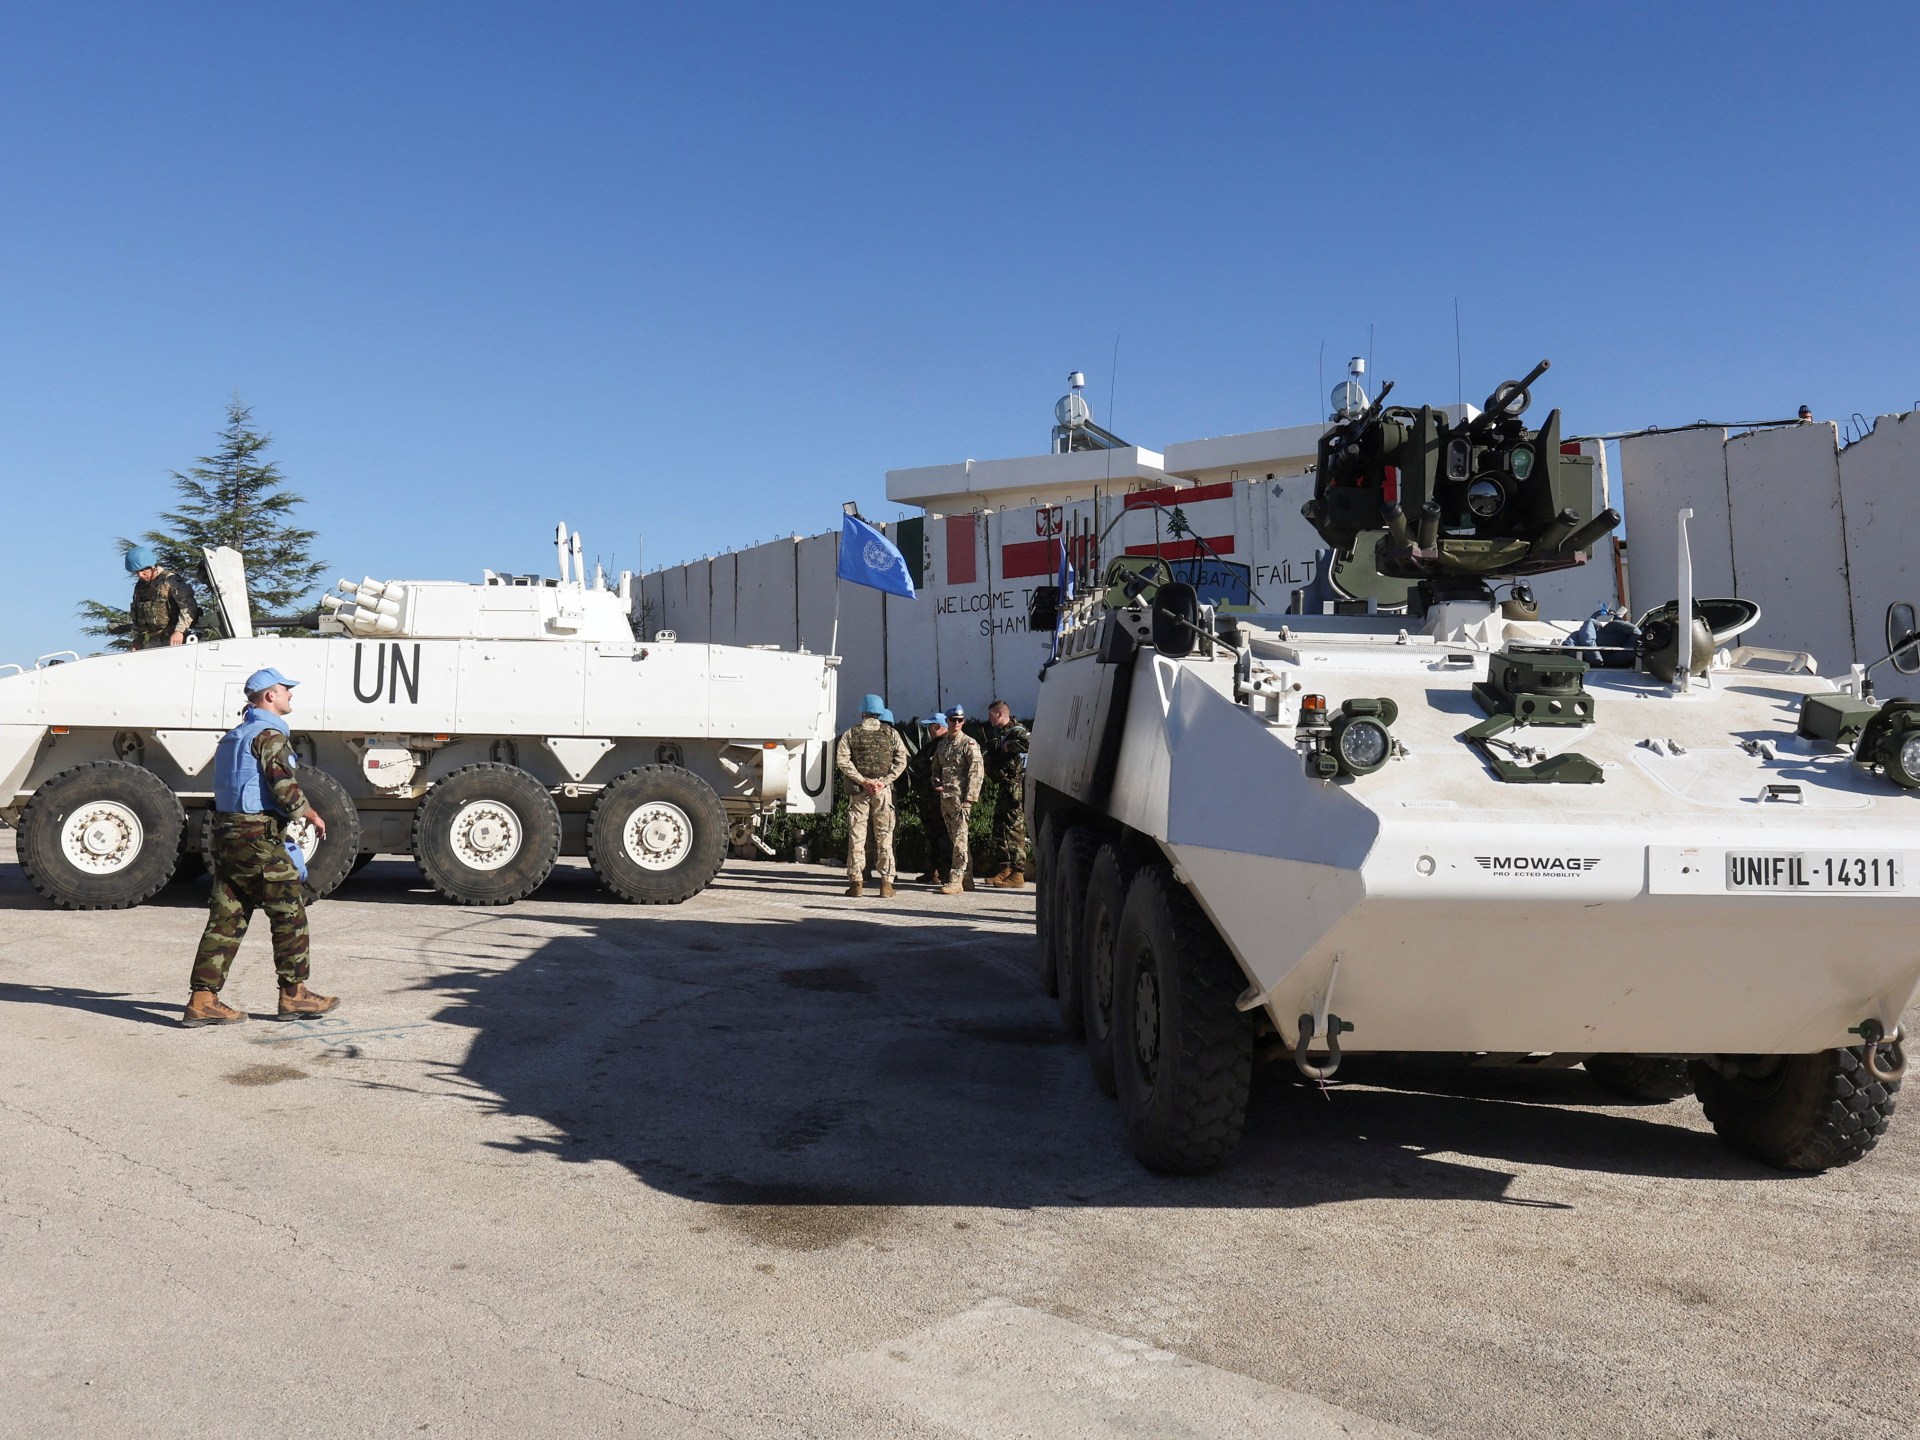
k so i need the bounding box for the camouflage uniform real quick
[931,729,984,884]
[129,567,200,649]
[190,728,311,993]
[835,717,909,883]
[983,718,1031,874]
[903,725,950,879]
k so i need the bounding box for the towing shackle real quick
[1294,1012,1350,1082]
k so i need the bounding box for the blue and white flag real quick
[836,513,916,599]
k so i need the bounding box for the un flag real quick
[836,513,916,599]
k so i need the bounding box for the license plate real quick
[1725,853,1903,892]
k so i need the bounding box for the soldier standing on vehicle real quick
[182,667,340,1027]
[982,699,1031,889]
[907,713,952,885]
[835,693,909,898]
[932,705,984,896]
[124,544,201,649]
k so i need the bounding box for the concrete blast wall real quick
[1619,412,1920,677]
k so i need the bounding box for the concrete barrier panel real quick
[1619,429,1733,616]
[1727,423,1853,670]
[1840,412,1920,668]
[734,539,798,649]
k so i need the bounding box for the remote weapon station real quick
[1026,362,1918,1174]
[0,524,835,909]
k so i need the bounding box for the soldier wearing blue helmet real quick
[834,692,908,898]
[123,543,202,649]
[182,667,341,1027]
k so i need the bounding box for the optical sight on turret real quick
[1301,359,1621,602]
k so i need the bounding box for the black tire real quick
[1112,865,1253,1174]
[1033,813,1060,994]
[586,765,728,904]
[1690,1047,1902,1172]
[288,766,362,901]
[18,761,184,910]
[1586,1054,1692,1103]
[411,763,561,906]
[1052,827,1095,1039]
[1080,843,1129,1097]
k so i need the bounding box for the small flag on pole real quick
[837,512,916,599]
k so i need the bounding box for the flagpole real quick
[830,577,842,658]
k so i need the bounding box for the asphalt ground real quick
[2,833,1916,1439]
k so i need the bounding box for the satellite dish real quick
[1055,393,1092,429]
[1330,380,1368,416]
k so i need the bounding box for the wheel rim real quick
[449,800,523,871]
[1090,916,1114,1036]
[623,800,693,871]
[61,801,144,875]
[284,817,321,863]
[1133,960,1160,1083]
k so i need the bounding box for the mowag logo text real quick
[1475,855,1601,876]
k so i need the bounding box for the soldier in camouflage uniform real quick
[183,667,340,1027]
[932,705,984,895]
[123,544,201,649]
[906,713,953,884]
[982,699,1031,888]
[835,693,909,898]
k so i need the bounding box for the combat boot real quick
[989,869,1027,890]
[845,880,864,897]
[275,984,339,1021]
[962,872,978,892]
[984,866,1012,885]
[937,879,963,895]
[180,990,247,1028]
[879,880,895,899]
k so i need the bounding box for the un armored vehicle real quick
[1026,363,1916,1174]
[1,525,835,909]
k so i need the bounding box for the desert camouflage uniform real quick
[931,729,984,883]
[835,717,909,882]
[129,567,199,649]
[189,728,311,993]
[983,718,1030,874]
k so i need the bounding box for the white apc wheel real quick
[448,800,524,871]
[61,801,143,874]
[588,766,727,904]
[622,800,694,870]
[18,761,184,910]
[411,763,560,905]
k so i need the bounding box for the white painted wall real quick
[1840,412,1920,665]
[1726,423,1854,667]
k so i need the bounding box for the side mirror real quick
[1888,602,1920,676]
[1151,583,1201,658]
[1026,585,1060,634]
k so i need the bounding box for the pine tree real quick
[80,399,326,645]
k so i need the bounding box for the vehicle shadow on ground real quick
[412,892,1777,1217]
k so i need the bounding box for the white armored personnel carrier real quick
[0,524,835,909]
[1026,364,1917,1174]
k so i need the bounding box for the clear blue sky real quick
[3,2,1913,659]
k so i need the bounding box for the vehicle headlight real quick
[1466,478,1505,518]
[1337,718,1390,771]
[1895,733,1920,788]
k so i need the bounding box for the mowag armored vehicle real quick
[0,524,835,909]
[1026,362,1916,1175]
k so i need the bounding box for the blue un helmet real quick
[124,544,159,573]
[860,693,886,717]
[924,712,948,729]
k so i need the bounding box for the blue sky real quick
[2,2,1913,658]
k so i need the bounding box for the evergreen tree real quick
[80,399,326,645]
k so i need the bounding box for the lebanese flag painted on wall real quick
[1122,480,1237,559]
